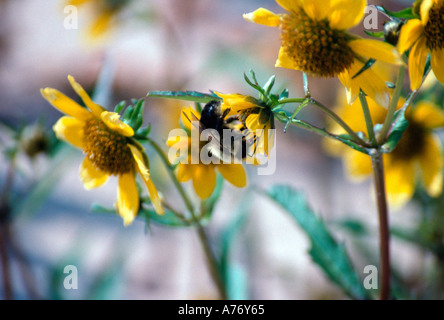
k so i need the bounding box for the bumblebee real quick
[184,100,252,163]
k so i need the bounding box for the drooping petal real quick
[419,133,443,197]
[431,49,444,86]
[116,172,139,226]
[79,157,109,190]
[243,8,281,27]
[100,111,134,137]
[384,159,415,208]
[408,37,430,90]
[275,46,300,70]
[246,113,261,131]
[128,144,164,215]
[349,39,403,65]
[344,149,373,181]
[328,0,367,30]
[217,164,247,188]
[420,0,435,25]
[338,69,359,105]
[177,163,193,182]
[413,101,444,129]
[52,116,85,149]
[397,19,424,53]
[40,88,91,121]
[192,165,216,199]
[67,75,105,118]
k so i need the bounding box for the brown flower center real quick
[424,1,444,50]
[391,119,426,161]
[280,9,355,77]
[83,118,134,175]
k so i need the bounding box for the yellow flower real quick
[243,0,403,108]
[214,92,275,157]
[167,106,247,199]
[326,94,444,207]
[67,0,129,40]
[398,0,444,90]
[41,75,164,226]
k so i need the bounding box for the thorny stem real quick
[145,137,227,299]
[371,151,391,300]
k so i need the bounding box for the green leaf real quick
[381,107,409,153]
[376,6,415,19]
[266,185,369,299]
[364,30,384,38]
[263,75,276,96]
[336,134,373,155]
[147,91,222,104]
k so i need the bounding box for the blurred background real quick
[0,0,434,300]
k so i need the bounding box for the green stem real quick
[359,91,377,146]
[371,151,391,300]
[378,65,406,144]
[145,137,227,299]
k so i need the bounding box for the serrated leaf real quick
[381,107,409,153]
[266,185,369,299]
[148,91,222,104]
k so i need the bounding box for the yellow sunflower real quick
[41,75,164,226]
[167,106,247,199]
[398,0,444,90]
[243,0,403,108]
[326,94,444,207]
[67,0,129,40]
[214,92,275,158]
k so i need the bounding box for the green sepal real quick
[147,90,221,104]
[114,100,126,113]
[380,107,409,153]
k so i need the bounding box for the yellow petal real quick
[180,106,200,131]
[87,10,114,40]
[408,36,429,90]
[177,163,193,182]
[242,8,281,27]
[413,101,444,128]
[217,164,247,188]
[214,92,258,113]
[79,157,109,190]
[344,149,373,182]
[116,172,139,226]
[192,165,216,199]
[275,46,299,70]
[300,0,330,21]
[128,144,164,215]
[349,39,403,65]
[420,0,435,25]
[276,0,303,12]
[431,49,444,86]
[40,88,91,121]
[52,116,85,149]
[419,133,443,197]
[397,19,424,53]
[100,111,134,137]
[67,0,90,6]
[385,159,415,208]
[67,75,105,118]
[246,113,261,131]
[328,0,367,30]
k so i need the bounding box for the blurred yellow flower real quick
[67,0,130,40]
[41,75,164,226]
[398,0,444,89]
[243,0,403,108]
[214,92,275,158]
[326,95,444,207]
[167,106,247,199]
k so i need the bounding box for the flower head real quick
[243,0,403,107]
[41,75,164,225]
[167,106,247,199]
[326,94,444,207]
[398,0,444,89]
